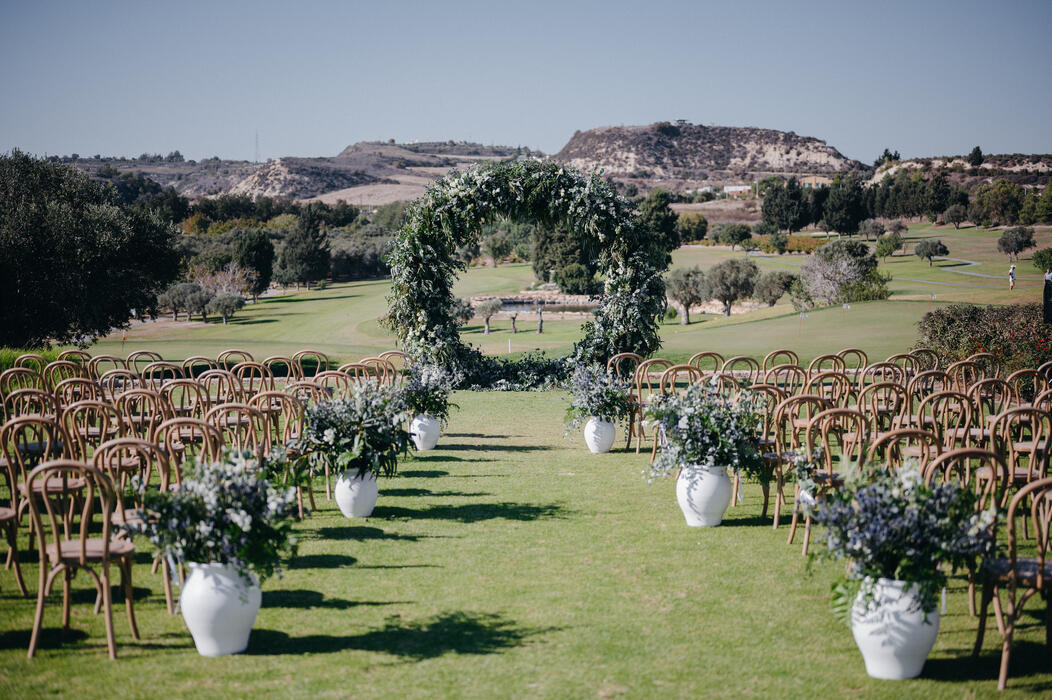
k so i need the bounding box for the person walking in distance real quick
[1009,264,1016,290]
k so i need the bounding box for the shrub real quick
[1032,247,1052,272]
[678,213,709,242]
[914,303,1052,372]
[564,363,635,429]
[785,235,824,254]
[553,263,596,295]
[753,271,797,306]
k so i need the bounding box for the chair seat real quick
[17,440,64,456]
[44,537,134,562]
[18,476,86,496]
[974,465,1043,483]
[981,557,1052,585]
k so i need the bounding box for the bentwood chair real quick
[633,358,673,454]
[687,351,724,374]
[217,349,254,370]
[26,460,139,659]
[722,356,761,385]
[0,367,44,396]
[151,418,223,486]
[972,477,1052,690]
[762,349,798,372]
[0,450,28,595]
[125,350,163,376]
[293,349,330,378]
[56,349,92,366]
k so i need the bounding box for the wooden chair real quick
[41,361,86,391]
[181,355,219,378]
[249,392,312,516]
[722,355,761,385]
[633,359,674,453]
[292,349,330,378]
[217,349,254,370]
[158,379,209,421]
[803,371,855,407]
[763,363,806,396]
[262,356,301,383]
[93,438,176,613]
[966,378,1013,448]
[687,351,724,374]
[658,364,705,396]
[886,352,920,378]
[285,380,326,404]
[1038,360,1052,385]
[205,403,268,460]
[988,407,1052,488]
[314,371,354,398]
[60,400,123,460]
[908,347,940,372]
[914,391,974,451]
[972,477,1052,690]
[762,349,798,372]
[25,460,139,659]
[856,381,909,442]
[359,357,398,386]
[3,388,61,422]
[337,363,380,385]
[140,361,184,390]
[232,361,275,398]
[946,360,985,394]
[197,369,244,406]
[866,428,941,470]
[114,388,172,440]
[87,354,127,381]
[125,350,163,375]
[836,347,869,373]
[966,352,1002,380]
[806,353,845,377]
[97,368,139,403]
[14,353,49,373]
[1,416,73,523]
[1,450,28,595]
[708,372,742,399]
[770,394,831,529]
[56,349,91,366]
[151,418,223,485]
[790,407,868,555]
[378,350,411,374]
[1,367,44,395]
[749,383,787,520]
[855,362,906,392]
[1005,368,1045,407]
[52,378,102,407]
[606,352,642,380]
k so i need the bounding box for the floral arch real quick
[386,159,667,377]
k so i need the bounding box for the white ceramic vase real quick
[410,415,441,451]
[851,578,940,680]
[675,466,732,527]
[180,563,261,657]
[334,470,378,518]
[584,417,616,453]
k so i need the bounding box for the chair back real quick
[763,364,806,395]
[93,438,171,524]
[205,402,268,459]
[359,357,398,386]
[1002,477,1052,591]
[1005,368,1045,406]
[989,407,1052,483]
[87,354,127,381]
[635,359,674,405]
[285,380,326,404]
[886,353,919,378]
[56,349,92,366]
[866,428,941,469]
[807,353,846,377]
[0,415,68,484]
[3,388,60,421]
[262,356,301,381]
[771,394,831,458]
[27,460,115,568]
[42,361,87,390]
[687,351,724,373]
[60,399,123,459]
[856,362,906,391]
[856,381,909,434]
[378,350,411,373]
[804,371,855,406]
[181,355,219,378]
[1,367,44,395]
[836,347,869,372]
[658,365,704,396]
[965,352,1001,380]
[722,356,760,385]
[198,369,244,405]
[159,379,209,420]
[53,378,102,406]
[114,388,172,440]
[249,391,304,445]
[805,407,868,478]
[126,350,164,375]
[916,391,973,449]
[292,349,330,377]
[946,360,985,393]
[606,352,642,379]
[908,347,940,372]
[140,361,184,390]
[217,349,254,370]
[152,418,223,482]
[762,349,798,372]
[14,353,48,373]
[98,368,139,402]
[314,371,354,398]
[232,361,275,397]
[922,447,1010,509]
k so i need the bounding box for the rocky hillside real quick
[554,122,865,183]
[227,157,389,200]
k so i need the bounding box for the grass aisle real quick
[1,392,1048,698]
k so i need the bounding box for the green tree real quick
[234,229,275,300]
[483,232,512,265]
[875,231,904,261]
[206,293,245,324]
[1036,179,1052,223]
[858,219,884,241]
[761,177,808,232]
[636,188,681,264]
[276,211,331,288]
[532,226,595,284]
[1031,247,1052,272]
[944,204,967,230]
[677,213,708,241]
[553,263,595,295]
[971,180,1025,226]
[451,298,474,326]
[823,178,865,236]
[967,146,984,167]
[915,239,949,266]
[717,223,752,250]
[753,271,796,306]
[475,298,502,334]
[0,151,179,346]
[664,266,707,324]
[766,230,789,254]
[997,226,1036,261]
[706,258,758,316]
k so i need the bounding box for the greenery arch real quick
[386,160,667,378]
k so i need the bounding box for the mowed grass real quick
[2,391,1048,698]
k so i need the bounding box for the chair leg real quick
[801,513,812,557]
[997,625,1013,691]
[162,558,175,615]
[122,558,139,640]
[324,462,332,500]
[296,487,305,520]
[5,523,27,596]
[787,485,801,544]
[27,563,47,659]
[730,470,739,507]
[101,562,117,660]
[772,472,785,529]
[760,482,770,519]
[973,578,992,657]
[62,568,72,630]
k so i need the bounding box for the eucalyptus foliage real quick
[809,461,996,616]
[132,450,298,584]
[402,363,458,424]
[643,383,764,482]
[386,160,666,381]
[300,382,411,478]
[564,363,635,429]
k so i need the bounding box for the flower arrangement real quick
[643,382,764,482]
[809,461,997,615]
[563,363,636,429]
[299,382,412,478]
[401,363,458,424]
[133,450,298,583]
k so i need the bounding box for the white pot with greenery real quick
[565,363,635,454]
[645,382,764,527]
[403,364,456,451]
[133,451,298,656]
[301,383,411,519]
[808,462,996,680]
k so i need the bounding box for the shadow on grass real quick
[397,470,450,479]
[248,611,553,659]
[291,554,357,570]
[924,641,1052,692]
[408,455,494,464]
[262,589,407,610]
[719,514,780,528]
[229,319,278,326]
[383,488,490,498]
[371,501,568,523]
[0,627,88,651]
[70,586,152,604]
[441,443,550,453]
[312,526,456,542]
[267,294,358,304]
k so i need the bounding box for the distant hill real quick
[867,153,1052,188]
[552,122,866,189]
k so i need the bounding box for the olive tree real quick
[915,239,949,267]
[665,266,707,324]
[997,226,1036,261]
[475,298,503,334]
[706,258,758,316]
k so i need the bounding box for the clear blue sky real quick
[2,0,1049,164]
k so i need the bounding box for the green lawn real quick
[2,392,1046,698]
